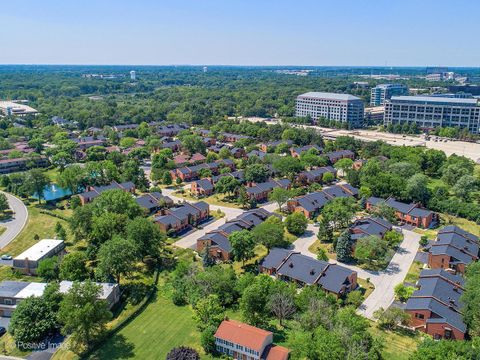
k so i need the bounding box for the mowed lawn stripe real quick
[90,292,203,360]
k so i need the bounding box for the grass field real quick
[369,324,423,360]
[89,291,204,360]
[405,260,425,284]
[173,191,242,209]
[308,240,337,260]
[357,278,375,299]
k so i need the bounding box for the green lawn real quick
[357,278,375,299]
[369,324,423,360]
[308,240,337,260]
[405,260,424,284]
[89,292,205,360]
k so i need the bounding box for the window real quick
[415,313,424,319]
[4,299,12,305]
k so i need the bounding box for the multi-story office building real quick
[295,92,364,127]
[384,96,480,133]
[370,84,409,106]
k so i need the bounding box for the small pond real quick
[33,184,72,201]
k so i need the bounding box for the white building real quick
[384,96,480,133]
[130,70,136,80]
[13,239,66,275]
[0,101,38,117]
[295,92,364,127]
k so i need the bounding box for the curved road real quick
[0,191,28,250]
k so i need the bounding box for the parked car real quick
[1,255,12,260]
[0,327,6,337]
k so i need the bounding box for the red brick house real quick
[245,179,291,202]
[427,226,479,275]
[191,179,215,197]
[295,166,337,185]
[405,269,466,340]
[170,159,235,182]
[287,184,358,219]
[77,181,136,205]
[366,197,438,228]
[154,201,209,234]
[290,144,323,158]
[325,150,355,164]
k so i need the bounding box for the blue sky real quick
[1,0,479,66]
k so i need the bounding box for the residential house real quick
[259,140,293,153]
[0,280,120,316]
[296,166,337,185]
[405,269,466,340]
[325,150,355,164]
[156,123,188,137]
[350,217,393,242]
[290,144,323,158]
[0,156,48,174]
[170,159,235,182]
[78,181,136,205]
[427,226,479,275]
[352,159,368,170]
[113,124,139,132]
[215,320,290,360]
[259,248,357,297]
[135,192,173,214]
[13,239,66,275]
[221,133,251,143]
[197,209,276,261]
[247,150,267,160]
[154,201,210,234]
[160,139,181,152]
[246,179,291,203]
[366,197,438,228]
[191,179,215,197]
[73,136,106,150]
[287,184,359,218]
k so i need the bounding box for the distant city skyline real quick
[1,0,479,66]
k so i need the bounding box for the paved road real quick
[291,224,421,319]
[0,191,28,251]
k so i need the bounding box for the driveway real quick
[291,225,421,319]
[0,192,28,250]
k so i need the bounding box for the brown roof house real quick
[154,201,210,235]
[215,319,289,360]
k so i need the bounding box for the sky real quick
[1,0,479,66]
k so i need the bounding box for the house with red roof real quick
[215,319,289,360]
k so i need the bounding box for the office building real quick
[295,92,364,127]
[370,84,408,106]
[384,96,480,134]
[0,101,38,117]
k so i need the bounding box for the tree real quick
[55,222,67,240]
[10,295,58,347]
[200,325,217,354]
[394,283,415,302]
[462,262,480,337]
[126,217,165,260]
[240,275,274,326]
[229,230,255,265]
[354,235,389,266]
[336,231,353,263]
[321,197,356,231]
[268,282,297,326]
[92,189,143,219]
[70,204,94,242]
[346,290,364,308]
[410,339,479,360]
[37,256,59,281]
[162,171,173,185]
[322,172,335,183]
[58,281,112,353]
[25,169,50,204]
[0,193,9,212]
[334,158,354,175]
[192,294,224,331]
[96,236,137,283]
[166,347,200,360]
[90,212,128,246]
[180,135,206,155]
[317,218,333,243]
[405,173,430,205]
[317,247,329,261]
[285,212,308,236]
[244,164,269,183]
[384,230,403,247]
[272,157,304,180]
[452,175,478,200]
[215,176,240,197]
[370,201,397,224]
[252,218,286,249]
[268,187,292,211]
[60,252,89,281]
[373,307,409,330]
[57,165,85,194]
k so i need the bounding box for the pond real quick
[33,184,72,201]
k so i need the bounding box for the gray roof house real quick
[259,249,357,297]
